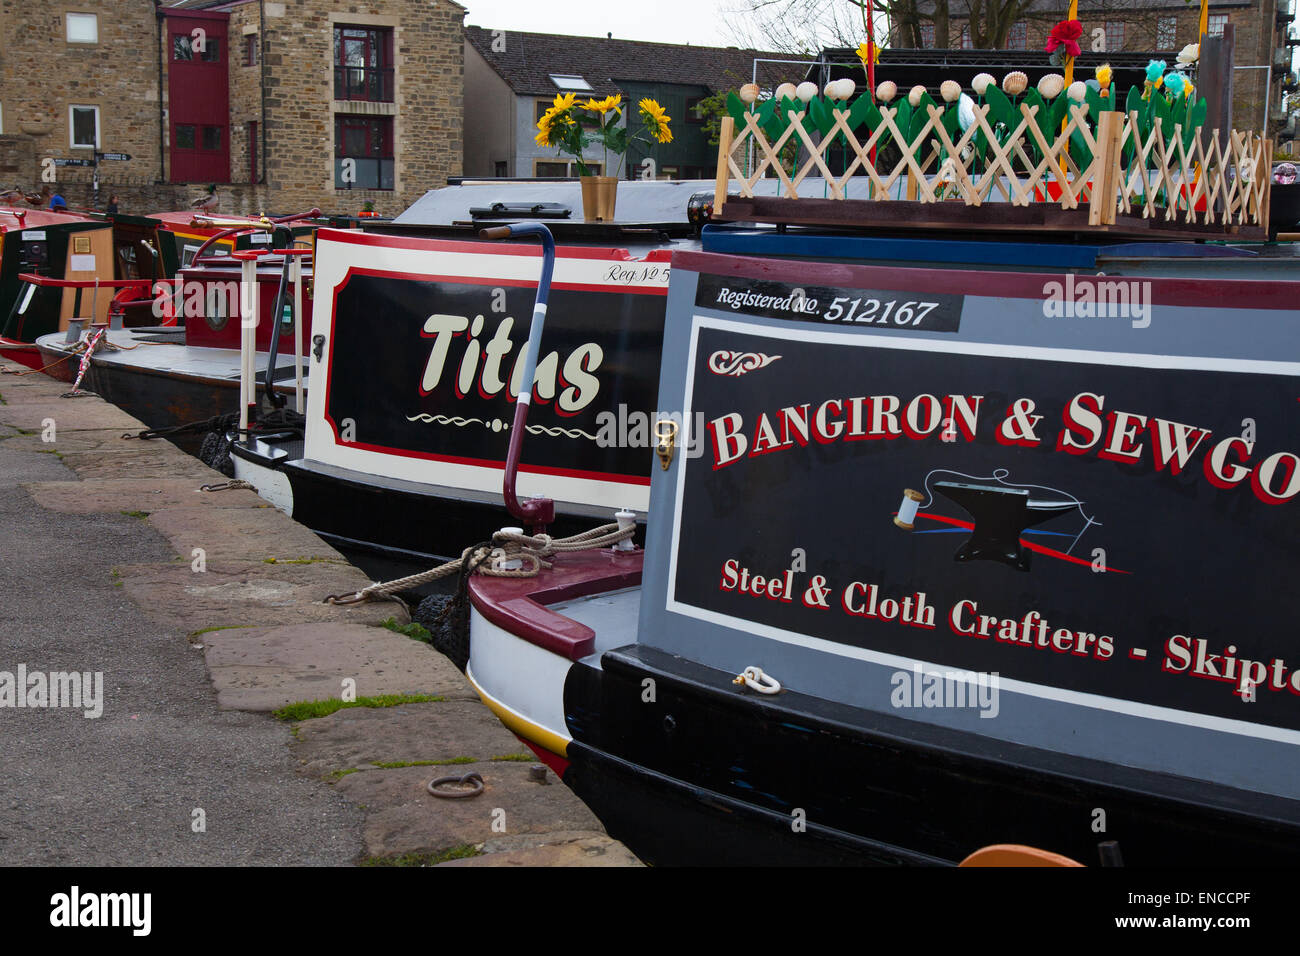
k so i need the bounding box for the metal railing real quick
[333,66,394,102]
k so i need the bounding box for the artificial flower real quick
[796,81,818,103]
[971,73,995,96]
[908,84,926,107]
[1164,72,1188,98]
[775,82,798,102]
[957,92,976,131]
[1037,73,1065,99]
[1067,81,1087,102]
[1045,19,1083,59]
[1177,43,1199,68]
[1095,64,1112,89]
[856,42,880,67]
[638,98,672,143]
[739,83,760,105]
[1002,71,1028,96]
[833,78,858,100]
[1146,60,1166,82]
[875,80,897,102]
[940,80,962,103]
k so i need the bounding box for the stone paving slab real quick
[24,477,266,514]
[437,833,643,867]
[0,399,142,432]
[335,761,609,860]
[0,428,170,455]
[118,562,404,636]
[290,700,529,778]
[145,506,346,566]
[202,622,474,711]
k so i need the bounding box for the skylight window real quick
[549,74,593,91]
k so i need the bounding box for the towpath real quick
[0,362,638,866]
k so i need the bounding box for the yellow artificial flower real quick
[856,41,879,67]
[1096,63,1112,88]
[639,98,673,143]
[584,94,622,115]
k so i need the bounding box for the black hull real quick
[562,646,1300,867]
[278,456,635,565]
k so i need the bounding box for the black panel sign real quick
[695,274,963,332]
[671,318,1300,739]
[325,273,665,483]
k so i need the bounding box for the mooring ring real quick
[427,771,484,799]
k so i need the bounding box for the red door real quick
[166,12,229,184]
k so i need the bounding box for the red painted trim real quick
[469,550,643,661]
[671,249,1300,311]
[318,227,674,266]
[518,737,570,776]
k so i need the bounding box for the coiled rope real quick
[324,522,636,606]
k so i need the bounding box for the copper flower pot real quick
[580,175,619,222]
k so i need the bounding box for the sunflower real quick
[584,94,622,115]
[639,98,672,143]
[551,92,579,112]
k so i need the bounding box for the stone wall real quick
[0,1,162,195]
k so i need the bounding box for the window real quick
[202,126,222,151]
[961,25,973,50]
[244,34,258,67]
[248,121,259,182]
[536,98,553,122]
[334,26,394,102]
[685,97,705,125]
[549,74,593,91]
[1208,14,1228,36]
[66,13,97,44]
[494,161,508,177]
[534,160,601,177]
[1157,17,1177,49]
[334,115,394,189]
[1007,21,1027,50]
[1104,21,1126,52]
[919,24,935,48]
[69,105,99,149]
[176,125,196,149]
[173,34,219,61]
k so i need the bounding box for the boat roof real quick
[0,206,102,230]
[396,178,720,226]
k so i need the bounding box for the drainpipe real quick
[155,0,166,183]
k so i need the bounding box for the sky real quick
[461,0,739,47]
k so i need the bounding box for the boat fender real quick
[733,666,782,695]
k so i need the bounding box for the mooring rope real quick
[324,522,636,606]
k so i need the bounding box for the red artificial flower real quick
[1045,19,1083,59]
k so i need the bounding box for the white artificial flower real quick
[1037,73,1065,99]
[940,80,962,103]
[971,73,995,96]
[739,83,760,105]
[774,82,798,102]
[875,80,898,103]
[1067,81,1087,102]
[957,92,976,131]
[1177,43,1199,68]
[908,84,927,107]
[795,81,818,103]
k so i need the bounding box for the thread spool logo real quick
[1041,276,1152,328]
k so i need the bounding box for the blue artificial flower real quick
[1145,59,1166,82]
[1164,72,1187,97]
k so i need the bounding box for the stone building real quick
[0,0,464,217]
[907,0,1294,134]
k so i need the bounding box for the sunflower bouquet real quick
[535,93,673,177]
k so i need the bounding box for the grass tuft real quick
[272,693,442,722]
[360,845,482,867]
[379,617,433,644]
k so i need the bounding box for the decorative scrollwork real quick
[708,350,782,377]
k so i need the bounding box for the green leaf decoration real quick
[909,91,940,148]
[726,91,747,129]
[983,85,1015,131]
[808,96,836,137]
[1125,86,1143,120]
[1185,96,1207,149]
[846,93,880,135]
[941,104,961,143]
[1084,86,1104,129]
[1023,89,1052,145]
[782,96,801,119]
[1152,92,1172,143]
[1049,92,1070,133]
